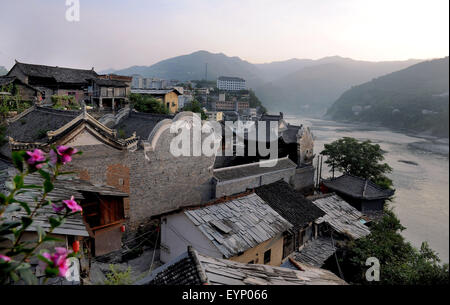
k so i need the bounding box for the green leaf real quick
[38,169,51,181]
[21,216,33,229]
[36,225,46,243]
[43,180,53,193]
[19,267,38,285]
[18,201,31,215]
[48,217,61,229]
[13,175,24,189]
[43,236,64,243]
[11,151,24,173]
[9,271,19,282]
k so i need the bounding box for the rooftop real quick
[11,61,98,84]
[0,168,128,237]
[213,157,296,183]
[183,193,292,258]
[312,194,371,239]
[292,237,336,267]
[255,180,325,229]
[112,109,174,139]
[137,246,346,285]
[217,76,245,82]
[322,174,395,200]
[130,88,182,95]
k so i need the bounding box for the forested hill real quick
[326,57,449,137]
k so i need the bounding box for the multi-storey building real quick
[217,76,246,91]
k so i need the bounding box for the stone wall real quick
[214,168,295,198]
[290,165,315,194]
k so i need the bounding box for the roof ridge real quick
[16,61,96,73]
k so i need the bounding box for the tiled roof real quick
[130,88,182,95]
[213,157,296,182]
[93,78,127,87]
[322,174,395,200]
[0,168,128,237]
[292,237,336,267]
[312,194,371,240]
[184,193,293,258]
[13,62,98,84]
[113,110,174,139]
[3,106,81,144]
[138,247,347,285]
[136,248,207,285]
[255,180,325,228]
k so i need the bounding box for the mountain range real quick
[102,51,422,115]
[327,57,449,137]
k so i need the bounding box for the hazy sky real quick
[0,0,448,71]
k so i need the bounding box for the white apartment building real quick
[217,76,246,91]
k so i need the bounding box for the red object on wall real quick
[72,241,80,253]
[120,225,126,233]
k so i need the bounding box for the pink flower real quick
[52,203,65,213]
[57,146,78,164]
[26,149,45,169]
[40,247,72,277]
[63,196,82,213]
[0,254,11,263]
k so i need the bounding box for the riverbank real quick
[285,115,449,263]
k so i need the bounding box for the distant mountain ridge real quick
[327,57,449,137]
[102,51,423,114]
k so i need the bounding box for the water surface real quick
[285,116,449,263]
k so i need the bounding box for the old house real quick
[130,88,182,113]
[254,180,325,255]
[321,174,395,213]
[6,61,130,109]
[7,61,98,105]
[0,76,42,103]
[158,192,293,266]
[137,246,346,285]
[291,193,371,267]
[90,78,129,111]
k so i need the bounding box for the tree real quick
[340,209,449,285]
[182,100,207,120]
[321,137,393,189]
[248,89,267,114]
[129,93,169,114]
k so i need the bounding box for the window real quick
[263,249,271,264]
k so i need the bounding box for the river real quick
[284,115,449,263]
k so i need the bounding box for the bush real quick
[104,265,133,285]
[129,93,169,114]
[51,95,80,110]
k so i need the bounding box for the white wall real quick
[160,213,223,263]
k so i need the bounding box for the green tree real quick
[321,137,393,189]
[182,100,207,120]
[129,93,169,114]
[340,209,449,285]
[248,89,267,114]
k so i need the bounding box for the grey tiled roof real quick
[255,180,325,228]
[0,168,128,237]
[136,248,206,285]
[322,174,395,200]
[13,62,98,84]
[213,157,296,182]
[312,194,371,240]
[184,193,293,258]
[114,111,174,139]
[292,237,336,267]
[138,247,347,285]
[3,106,81,143]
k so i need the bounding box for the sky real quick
[0,0,448,71]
